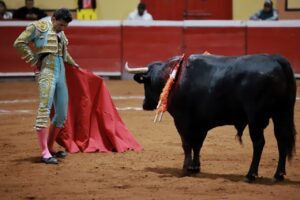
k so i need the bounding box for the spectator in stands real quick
[13,0,47,20]
[128,2,153,21]
[0,1,12,19]
[250,0,278,21]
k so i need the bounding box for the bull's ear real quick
[133,74,146,84]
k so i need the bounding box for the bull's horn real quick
[125,62,148,74]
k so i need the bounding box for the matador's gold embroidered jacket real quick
[13,19,76,66]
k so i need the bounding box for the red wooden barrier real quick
[0,24,33,75]
[183,21,246,56]
[247,21,300,73]
[0,20,299,77]
[0,21,122,76]
[65,21,122,76]
[122,21,183,67]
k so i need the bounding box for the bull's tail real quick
[273,55,297,160]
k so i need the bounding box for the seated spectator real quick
[128,2,153,21]
[250,0,278,21]
[0,1,12,19]
[13,0,47,20]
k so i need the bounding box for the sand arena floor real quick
[0,79,300,200]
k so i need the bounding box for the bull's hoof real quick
[188,166,200,174]
[181,169,191,177]
[273,174,285,182]
[244,174,256,183]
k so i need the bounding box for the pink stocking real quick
[48,124,61,153]
[37,128,52,158]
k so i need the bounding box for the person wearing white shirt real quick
[0,1,12,20]
[128,2,153,21]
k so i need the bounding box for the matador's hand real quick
[36,59,42,69]
[34,59,42,74]
[73,63,80,68]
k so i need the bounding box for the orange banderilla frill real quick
[154,54,185,123]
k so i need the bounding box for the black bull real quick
[129,54,297,182]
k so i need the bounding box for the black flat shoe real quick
[50,151,67,158]
[41,157,58,164]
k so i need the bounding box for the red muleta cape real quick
[55,65,143,153]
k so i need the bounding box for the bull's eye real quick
[133,74,146,84]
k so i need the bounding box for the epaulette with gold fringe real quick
[32,20,49,33]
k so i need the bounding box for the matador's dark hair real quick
[53,8,73,23]
[138,2,146,10]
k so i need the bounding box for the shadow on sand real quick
[11,156,43,164]
[145,167,300,185]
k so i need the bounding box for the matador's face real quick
[51,17,69,33]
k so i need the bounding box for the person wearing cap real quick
[250,0,278,20]
[128,2,153,21]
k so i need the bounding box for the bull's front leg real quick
[175,118,194,176]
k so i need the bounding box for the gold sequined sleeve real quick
[13,24,38,66]
[61,31,77,66]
